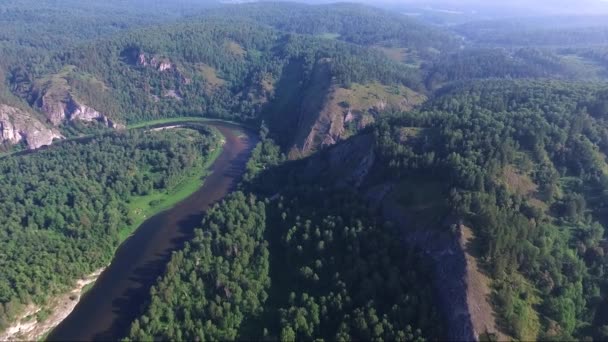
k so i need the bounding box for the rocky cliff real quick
[31,66,124,129]
[287,60,425,156]
[137,52,173,72]
[0,104,63,149]
[39,92,124,129]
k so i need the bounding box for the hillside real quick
[2,12,427,154]
[205,2,458,58]
[370,80,608,340]
[233,79,608,340]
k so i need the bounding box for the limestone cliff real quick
[39,92,124,129]
[0,104,63,149]
[296,82,425,156]
[276,59,425,157]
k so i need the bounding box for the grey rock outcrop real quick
[0,104,63,149]
[138,52,148,66]
[39,94,124,129]
[138,52,173,72]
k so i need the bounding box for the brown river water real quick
[47,121,257,341]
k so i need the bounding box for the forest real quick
[126,186,440,341]
[2,1,608,341]
[374,80,608,340]
[0,127,219,331]
[124,80,608,341]
[1,15,423,135]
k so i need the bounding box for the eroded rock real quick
[0,104,63,149]
[39,93,124,129]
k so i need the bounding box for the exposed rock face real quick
[297,133,376,188]
[39,94,124,129]
[41,95,68,126]
[68,100,125,129]
[137,52,173,72]
[158,62,172,72]
[138,52,148,66]
[380,201,478,341]
[0,104,63,149]
[292,78,425,156]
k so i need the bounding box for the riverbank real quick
[0,122,229,340]
[47,121,256,340]
[118,128,225,242]
[127,116,257,130]
[0,269,105,342]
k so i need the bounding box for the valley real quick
[2,1,608,341]
[47,121,257,341]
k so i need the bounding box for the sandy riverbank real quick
[0,268,105,341]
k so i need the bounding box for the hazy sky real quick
[313,0,608,16]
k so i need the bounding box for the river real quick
[47,121,257,341]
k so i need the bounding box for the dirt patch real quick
[197,64,225,89]
[0,268,105,341]
[503,165,537,196]
[374,46,421,67]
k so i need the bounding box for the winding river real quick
[47,121,257,341]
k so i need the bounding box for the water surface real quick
[48,121,257,341]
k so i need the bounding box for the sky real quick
[300,0,608,16]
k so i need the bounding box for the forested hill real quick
[226,79,608,340]
[3,13,426,155]
[372,80,608,340]
[0,0,220,64]
[203,2,459,57]
[5,1,608,154]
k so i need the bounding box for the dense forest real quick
[0,0,219,64]
[3,1,608,341]
[0,127,219,331]
[127,186,440,341]
[374,80,608,340]
[204,2,458,58]
[124,79,608,340]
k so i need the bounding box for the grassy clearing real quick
[375,46,421,68]
[117,142,223,243]
[502,165,537,197]
[127,117,212,129]
[225,41,246,57]
[558,54,608,79]
[196,63,226,88]
[127,116,254,130]
[336,82,426,112]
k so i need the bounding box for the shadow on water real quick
[48,122,257,341]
